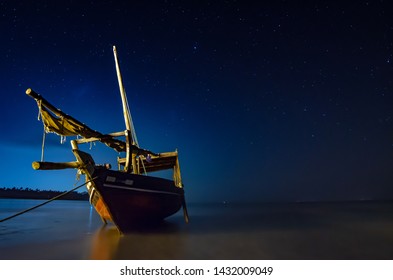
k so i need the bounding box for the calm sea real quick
[1,198,393,260]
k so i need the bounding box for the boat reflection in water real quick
[89,219,186,260]
[89,225,120,260]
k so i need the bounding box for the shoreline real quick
[0,188,88,201]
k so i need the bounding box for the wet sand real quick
[1,200,393,259]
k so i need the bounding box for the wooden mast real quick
[113,46,138,174]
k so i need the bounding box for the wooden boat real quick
[26,46,189,233]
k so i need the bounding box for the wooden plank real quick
[32,161,80,170]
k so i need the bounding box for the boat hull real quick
[88,168,184,232]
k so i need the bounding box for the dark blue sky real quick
[1,1,392,203]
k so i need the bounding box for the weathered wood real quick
[113,46,139,146]
[26,88,78,122]
[32,161,80,170]
[26,88,127,152]
[118,152,182,176]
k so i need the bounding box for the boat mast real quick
[113,45,139,174]
[113,45,139,147]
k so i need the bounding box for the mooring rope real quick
[0,177,97,223]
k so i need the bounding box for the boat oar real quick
[0,178,96,223]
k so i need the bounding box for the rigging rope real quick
[0,177,97,223]
[140,156,147,175]
[123,89,139,147]
[41,129,46,162]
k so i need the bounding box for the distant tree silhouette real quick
[0,187,88,200]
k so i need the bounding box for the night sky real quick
[1,1,392,203]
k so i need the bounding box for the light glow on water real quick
[88,205,94,231]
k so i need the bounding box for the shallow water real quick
[1,198,393,259]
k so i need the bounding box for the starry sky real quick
[1,1,392,203]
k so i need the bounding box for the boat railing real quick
[70,137,183,188]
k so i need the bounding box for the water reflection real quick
[2,200,392,259]
[89,221,186,260]
[88,205,94,231]
[87,202,393,260]
[89,225,120,259]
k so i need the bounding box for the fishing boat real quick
[26,46,189,233]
